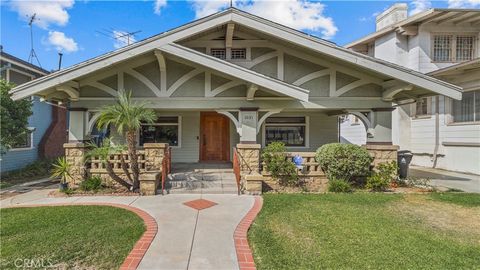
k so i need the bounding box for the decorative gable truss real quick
[11,8,461,103]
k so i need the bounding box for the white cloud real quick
[47,31,78,52]
[190,0,338,39]
[9,0,75,29]
[112,30,137,49]
[409,0,431,16]
[448,0,480,8]
[154,0,167,15]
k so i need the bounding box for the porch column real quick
[366,108,394,144]
[64,142,87,185]
[68,108,88,142]
[239,107,258,143]
[364,108,399,167]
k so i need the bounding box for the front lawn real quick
[430,192,480,207]
[0,206,145,269]
[249,193,480,269]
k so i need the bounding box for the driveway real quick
[410,166,480,193]
[1,190,255,270]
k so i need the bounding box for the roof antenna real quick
[95,29,142,47]
[27,13,42,67]
[57,52,63,71]
[230,0,233,8]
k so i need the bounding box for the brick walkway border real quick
[234,196,263,270]
[6,203,157,270]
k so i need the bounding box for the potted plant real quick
[51,157,72,190]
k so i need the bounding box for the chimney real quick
[376,3,408,31]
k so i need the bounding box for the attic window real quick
[231,48,246,59]
[211,49,226,59]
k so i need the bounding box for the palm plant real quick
[85,138,133,189]
[96,91,156,190]
[51,157,72,187]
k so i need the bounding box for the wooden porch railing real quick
[161,147,171,195]
[233,147,241,195]
[261,152,323,176]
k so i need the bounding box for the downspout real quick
[432,96,440,168]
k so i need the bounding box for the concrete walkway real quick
[410,166,480,193]
[1,190,255,270]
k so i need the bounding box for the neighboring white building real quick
[342,5,480,175]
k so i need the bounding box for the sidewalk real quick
[1,190,255,270]
[410,166,480,193]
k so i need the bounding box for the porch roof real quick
[10,8,462,102]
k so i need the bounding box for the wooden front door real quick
[200,112,230,162]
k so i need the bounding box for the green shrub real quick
[316,143,373,182]
[366,161,397,191]
[261,142,298,186]
[328,178,352,193]
[80,176,103,191]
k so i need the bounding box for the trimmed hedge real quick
[316,143,373,182]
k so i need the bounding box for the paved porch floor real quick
[1,190,255,270]
[166,163,238,194]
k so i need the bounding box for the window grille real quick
[231,48,246,59]
[210,49,226,59]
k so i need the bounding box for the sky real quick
[1,0,478,71]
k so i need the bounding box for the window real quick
[139,116,180,146]
[456,35,476,62]
[451,90,480,123]
[210,49,226,59]
[264,117,307,147]
[231,48,246,59]
[12,131,33,149]
[433,35,453,62]
[415,97,431,117]
[432,34,476,62]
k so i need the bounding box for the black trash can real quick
[397,150,413,179]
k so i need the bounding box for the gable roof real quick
[1,51,50,75]
[346,8,480,49]
[10,8,462,101]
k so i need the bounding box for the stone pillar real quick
[239,108,258,143]
[139,173,160,195]
[64,142,87,185]
[363,144,399,168]
[236,144,261,175]
[68,108,88,142]
[144,143,169,171]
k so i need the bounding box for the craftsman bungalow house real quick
[11,8,462,181]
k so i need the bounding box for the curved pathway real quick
[1,190,259,270]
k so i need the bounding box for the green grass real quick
[430,192,480,207]
[248,194,480,270]
[0,206,145,269]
